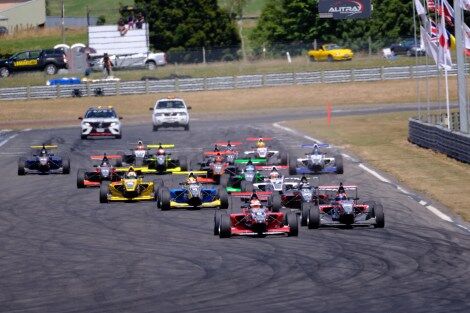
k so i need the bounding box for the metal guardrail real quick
[408,118,470,163]
[0,64,464,101]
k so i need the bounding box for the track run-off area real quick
[0,111,469,313]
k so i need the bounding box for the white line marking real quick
[22,128,32,132]
[0,133,18,148]
[457,224,470,231]
[397,186,411,195]
[426,205,453,222]
[419,200,427,206]
[273,122,297,134]
[358,164,391,183]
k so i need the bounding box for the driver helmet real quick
[136,140,145,150]
[312,144,320,155]
[213,144,220,152]
[157,148,165,155]
[40,148,47,156]
[187,172,197,184]
[214,153,224,163]
[300,176,309,186]
[250,199,261,209]
[256,138,265,148]
[269,167,279,179]
[335,192,347,201]
[126,167,137,179]
[101,153,109,166]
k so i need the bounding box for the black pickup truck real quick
[0,49,68,78]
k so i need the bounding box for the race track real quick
[0,115,469,313]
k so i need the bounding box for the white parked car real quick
[150,97,191,131]
[90,52,167,71]
[79,106,122,139]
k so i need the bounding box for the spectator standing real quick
[117,18,128,36]
[103,53,113,78]
[135,13,144,29]
[127,14,135,29]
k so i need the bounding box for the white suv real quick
[150,97,191,131]
[79,106,122,139]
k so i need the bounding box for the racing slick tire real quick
[213,213,221,235]
[81,134,87,140]
[184,124,190,131]
[307,206,321,229]
[268,193,282,212]
[160,187,171,211]
[62,157,71,174]
[327,55,334,62]
[219,214,232,238]
[18,157,26,175]
[335,154,344,174]
[44,63,58,75]
[279,151,288,165]
[219,175,229,188]
[286,213,299,237]
[0,67,10,78]
[289,155,297,175]
[114,157,123,167]
[115,133,122,139]
[301,202,314,226]
[364,201,377,219]
[99,183,109,203]
[77,169,86,188]
[179,157,188,171]
[218,188,229,209]
[240,180,254,192]
[372,203,385,228]
[153,125,158,131]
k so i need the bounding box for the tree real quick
[133,0,241,62]
[250,0,415,54]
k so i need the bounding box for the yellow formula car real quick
[307,44,353,62]
[100,173,161,203]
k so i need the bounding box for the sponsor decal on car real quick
[13,59,38,67]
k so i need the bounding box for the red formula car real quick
[76,154,122,188]
[214,203,298,238]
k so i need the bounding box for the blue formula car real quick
[157,182,228,210]
[289,144,343,175]
[18,145,70,175]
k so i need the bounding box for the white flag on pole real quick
[421,26,438,65]
[414,0,427,16]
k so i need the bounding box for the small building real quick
[0,0,46,34]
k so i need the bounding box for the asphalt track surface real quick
[0,114,469,313]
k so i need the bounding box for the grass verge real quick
[0,77,460,129]
[284,112,470,221]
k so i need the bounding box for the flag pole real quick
[444,67,451,130]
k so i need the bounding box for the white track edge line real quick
[426,205,453,222]
[0,133,18,148]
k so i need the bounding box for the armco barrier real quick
[408,118,470,163]
[0,64,465,101]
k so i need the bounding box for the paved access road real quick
[0,116,469,313]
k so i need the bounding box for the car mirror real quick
[149,107,154,111]
[187,106,192,110]
[119,116,123,120]
[78,117,83,120]
[93,165,97,167]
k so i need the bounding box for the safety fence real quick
[0,64,463,101]
[408,118,470,163]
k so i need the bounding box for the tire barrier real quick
[408,118,470,163]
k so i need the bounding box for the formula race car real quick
[77,154,122,188]
[213,141,242,164]
[197,152,238,185]
[251,166,293,193]
[214,201,298,238]
[18,145,70,175]
[230,191,283,212]
[280,176,322,213]
[289,144,343,175]
[99,170,161,203]
[119,142,175,167]
[225,163,266,193]
[303,184,385,228]
[235,137,287,165]
[158,180,228,210]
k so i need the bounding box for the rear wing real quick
[246,137,273,141]
[231,191,272,200]
[255,165,288,171]
[90,154,121,160]
[146,144,175,149]
[214,141,242,147]
[301,143,329,149]
[317,185,357,191]
[204,151,237,156]
[30,145,57,149]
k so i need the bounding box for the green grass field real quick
[47,0,134,24]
